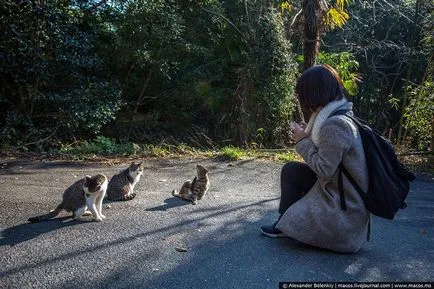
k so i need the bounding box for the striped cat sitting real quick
[28,174,108,223]
[172,164,210,205]
[106,162,143,201]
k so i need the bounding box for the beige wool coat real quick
[276,99,370,253]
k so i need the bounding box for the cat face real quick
[83,174,108,196]
[129,162,144,178]
[196,164,208,176]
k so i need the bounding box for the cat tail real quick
[171,190,193,202]
[108,193,136,202]
[171,189,180,197]
[172,189,186,198]
[28,203,64,223]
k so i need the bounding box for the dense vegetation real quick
[0,0,432,153]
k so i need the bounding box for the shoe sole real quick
[261,229,287,238]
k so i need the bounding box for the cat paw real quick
[94,217,103,222]
[100,214,106,219]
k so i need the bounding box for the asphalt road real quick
[0,157,433,289]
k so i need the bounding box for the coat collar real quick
[305,97,352,145]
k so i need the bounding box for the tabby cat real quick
[172,164,210,205]
[28,174,108,223]
[106,162,143,201]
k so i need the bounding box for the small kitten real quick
[172,164,210,205]
[28,174,108,223]
[106,162,143,201]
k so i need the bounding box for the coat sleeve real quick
[295,117,355,178]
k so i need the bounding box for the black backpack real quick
[331,111,416,219]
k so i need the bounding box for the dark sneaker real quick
[261,224,286,238]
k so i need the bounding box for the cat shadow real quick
[145,197,191,212]
[0,217,90,247]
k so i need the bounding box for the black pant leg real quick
[279,161,317,214]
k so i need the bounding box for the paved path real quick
[0,157,433,289]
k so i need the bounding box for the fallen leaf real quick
[175,247,189,252]
[105,204,112,209]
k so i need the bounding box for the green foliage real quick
[0,1,122,148]
[57,81,123,134]
[323,0,431,135]
[0,0,432,152]
[60,136,140,156]
[252,8,298,145]
[317,52,360,96]
[275,151,299,163]
[220,146,246,161]
[324,7,350,30]
[403,81,434,150]
[297,52,360,96]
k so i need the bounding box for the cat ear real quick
[200,165,208,173]
[85,175,92,184]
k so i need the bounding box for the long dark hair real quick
[295,64,347,114]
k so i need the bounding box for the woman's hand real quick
[291,121,308,143]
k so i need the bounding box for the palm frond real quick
[324,7,349,29]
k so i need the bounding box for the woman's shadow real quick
[0,217,89,247]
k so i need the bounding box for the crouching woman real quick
[261,64,370,253]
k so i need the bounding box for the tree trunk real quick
[303,0,320,71]
[294,99,305,123]
[301,0,320,121]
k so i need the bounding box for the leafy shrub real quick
[0,1,122,149]
[252,9,298,146]
[403,80,434,150]
[60,136,141,156]
[220,146,246,161]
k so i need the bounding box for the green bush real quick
[252,8,298,146]
[0,1,122,149]
[60,136,140,156]
[220,146,246,161]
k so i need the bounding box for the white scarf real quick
[304,97,348,145]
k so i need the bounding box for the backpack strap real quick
[330,109,354,211]
[338,164,365,197]
[339,167,372,242]
[330,110,366,204]
[332,110,372,241]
